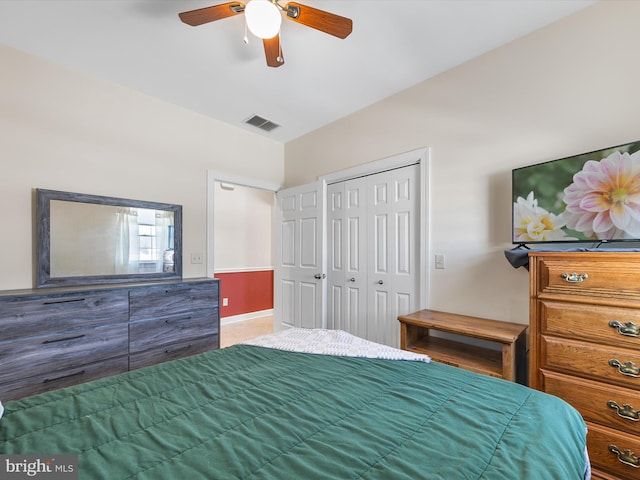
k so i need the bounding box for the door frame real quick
[319,147,430,310]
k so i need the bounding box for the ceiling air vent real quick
[244,114,280,132]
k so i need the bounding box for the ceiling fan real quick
[179,0,353,67]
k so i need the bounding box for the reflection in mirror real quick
[50,201,175,277]
[36,189,182,287]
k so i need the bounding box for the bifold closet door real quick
[367,165,419,347]
[327,165,418,347]
[327,177,368,340]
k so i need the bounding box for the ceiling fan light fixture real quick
[244,0,282,39]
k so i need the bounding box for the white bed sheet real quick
[241,327,430,362]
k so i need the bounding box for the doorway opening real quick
[207,172,279,335]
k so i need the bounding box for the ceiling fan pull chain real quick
[243,17,249,44]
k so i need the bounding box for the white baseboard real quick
[221,309,274,326]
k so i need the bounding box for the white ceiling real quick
[0,0,596,143]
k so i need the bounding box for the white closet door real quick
[345,177,369,339]
[326,164,419,347]
[327,182,344,331]
[327,178,368,338]
[367,165,419,347]
[274,181,326,331]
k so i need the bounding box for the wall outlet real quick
[191,253,203,264]
[435,254,445,269]
[222,298,229,307]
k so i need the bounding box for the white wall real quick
[0,45,284,291]
[283,1,640,324]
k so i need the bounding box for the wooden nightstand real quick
[398,309,528,383]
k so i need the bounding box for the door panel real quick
[345,178,368,337]
[327,183,344,330]
[366,165,419,347]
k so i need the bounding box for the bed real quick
[1,328,589,479]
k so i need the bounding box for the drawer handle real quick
[43,298,86,305]
[43,370,86,384]
[609,359,640,377]
[165,316,193,324]
[607,400,640,421]
[165,344,193,355]
[42,334,86,344]
[609,320,640,338]
[609,445,640,468]
[560,272,588,283]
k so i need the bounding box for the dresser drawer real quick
[1,355,129,402]
[129,281,218,320]
[130,309,218,353]
[543,370,640,436]
[587,422,640,479]
[129,335,217,370]
[542,336,640,391]
[534,256,640,304]
[0,291,129,342]
[540,300,640,348]
[0,323,128,384]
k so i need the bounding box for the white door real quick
[274,181,326,331]
[367,165,419,347]
[326,164,419,347]
[327,178,368,338]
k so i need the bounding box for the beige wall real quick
[284,1,640,323]
[213,182,274,271]
[0,45,284,291]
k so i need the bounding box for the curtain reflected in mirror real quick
[36,189,182,287]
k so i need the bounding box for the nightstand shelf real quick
[398,309,528,383]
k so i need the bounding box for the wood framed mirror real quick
[35,189,182,287]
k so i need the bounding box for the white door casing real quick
[274,180,326,331]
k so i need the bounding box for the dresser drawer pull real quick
[609,359,640,377]
[43,370,86,384]
[607,400,640,421]
[165,344,193,355]
[43,298,86,305]
[560,272,588,283]
[42,334,86,344]
[609,320,640,338]
[609,445,640,468]
[165,316,193,324]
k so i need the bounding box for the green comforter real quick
[1,345,587,479]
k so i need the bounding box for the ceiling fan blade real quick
[263,35,284,68]
[179,2,245,26]
[284,2,352,39]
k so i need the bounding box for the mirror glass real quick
[36,189,182,287]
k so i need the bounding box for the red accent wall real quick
[214,270,274,318]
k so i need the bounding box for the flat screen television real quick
[512,140,640,245]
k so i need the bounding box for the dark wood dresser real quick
[0,278,219,401]
[529,251,640,479]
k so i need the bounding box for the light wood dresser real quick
[529,251,640,479]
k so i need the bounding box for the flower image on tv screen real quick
[512,140,640,244]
